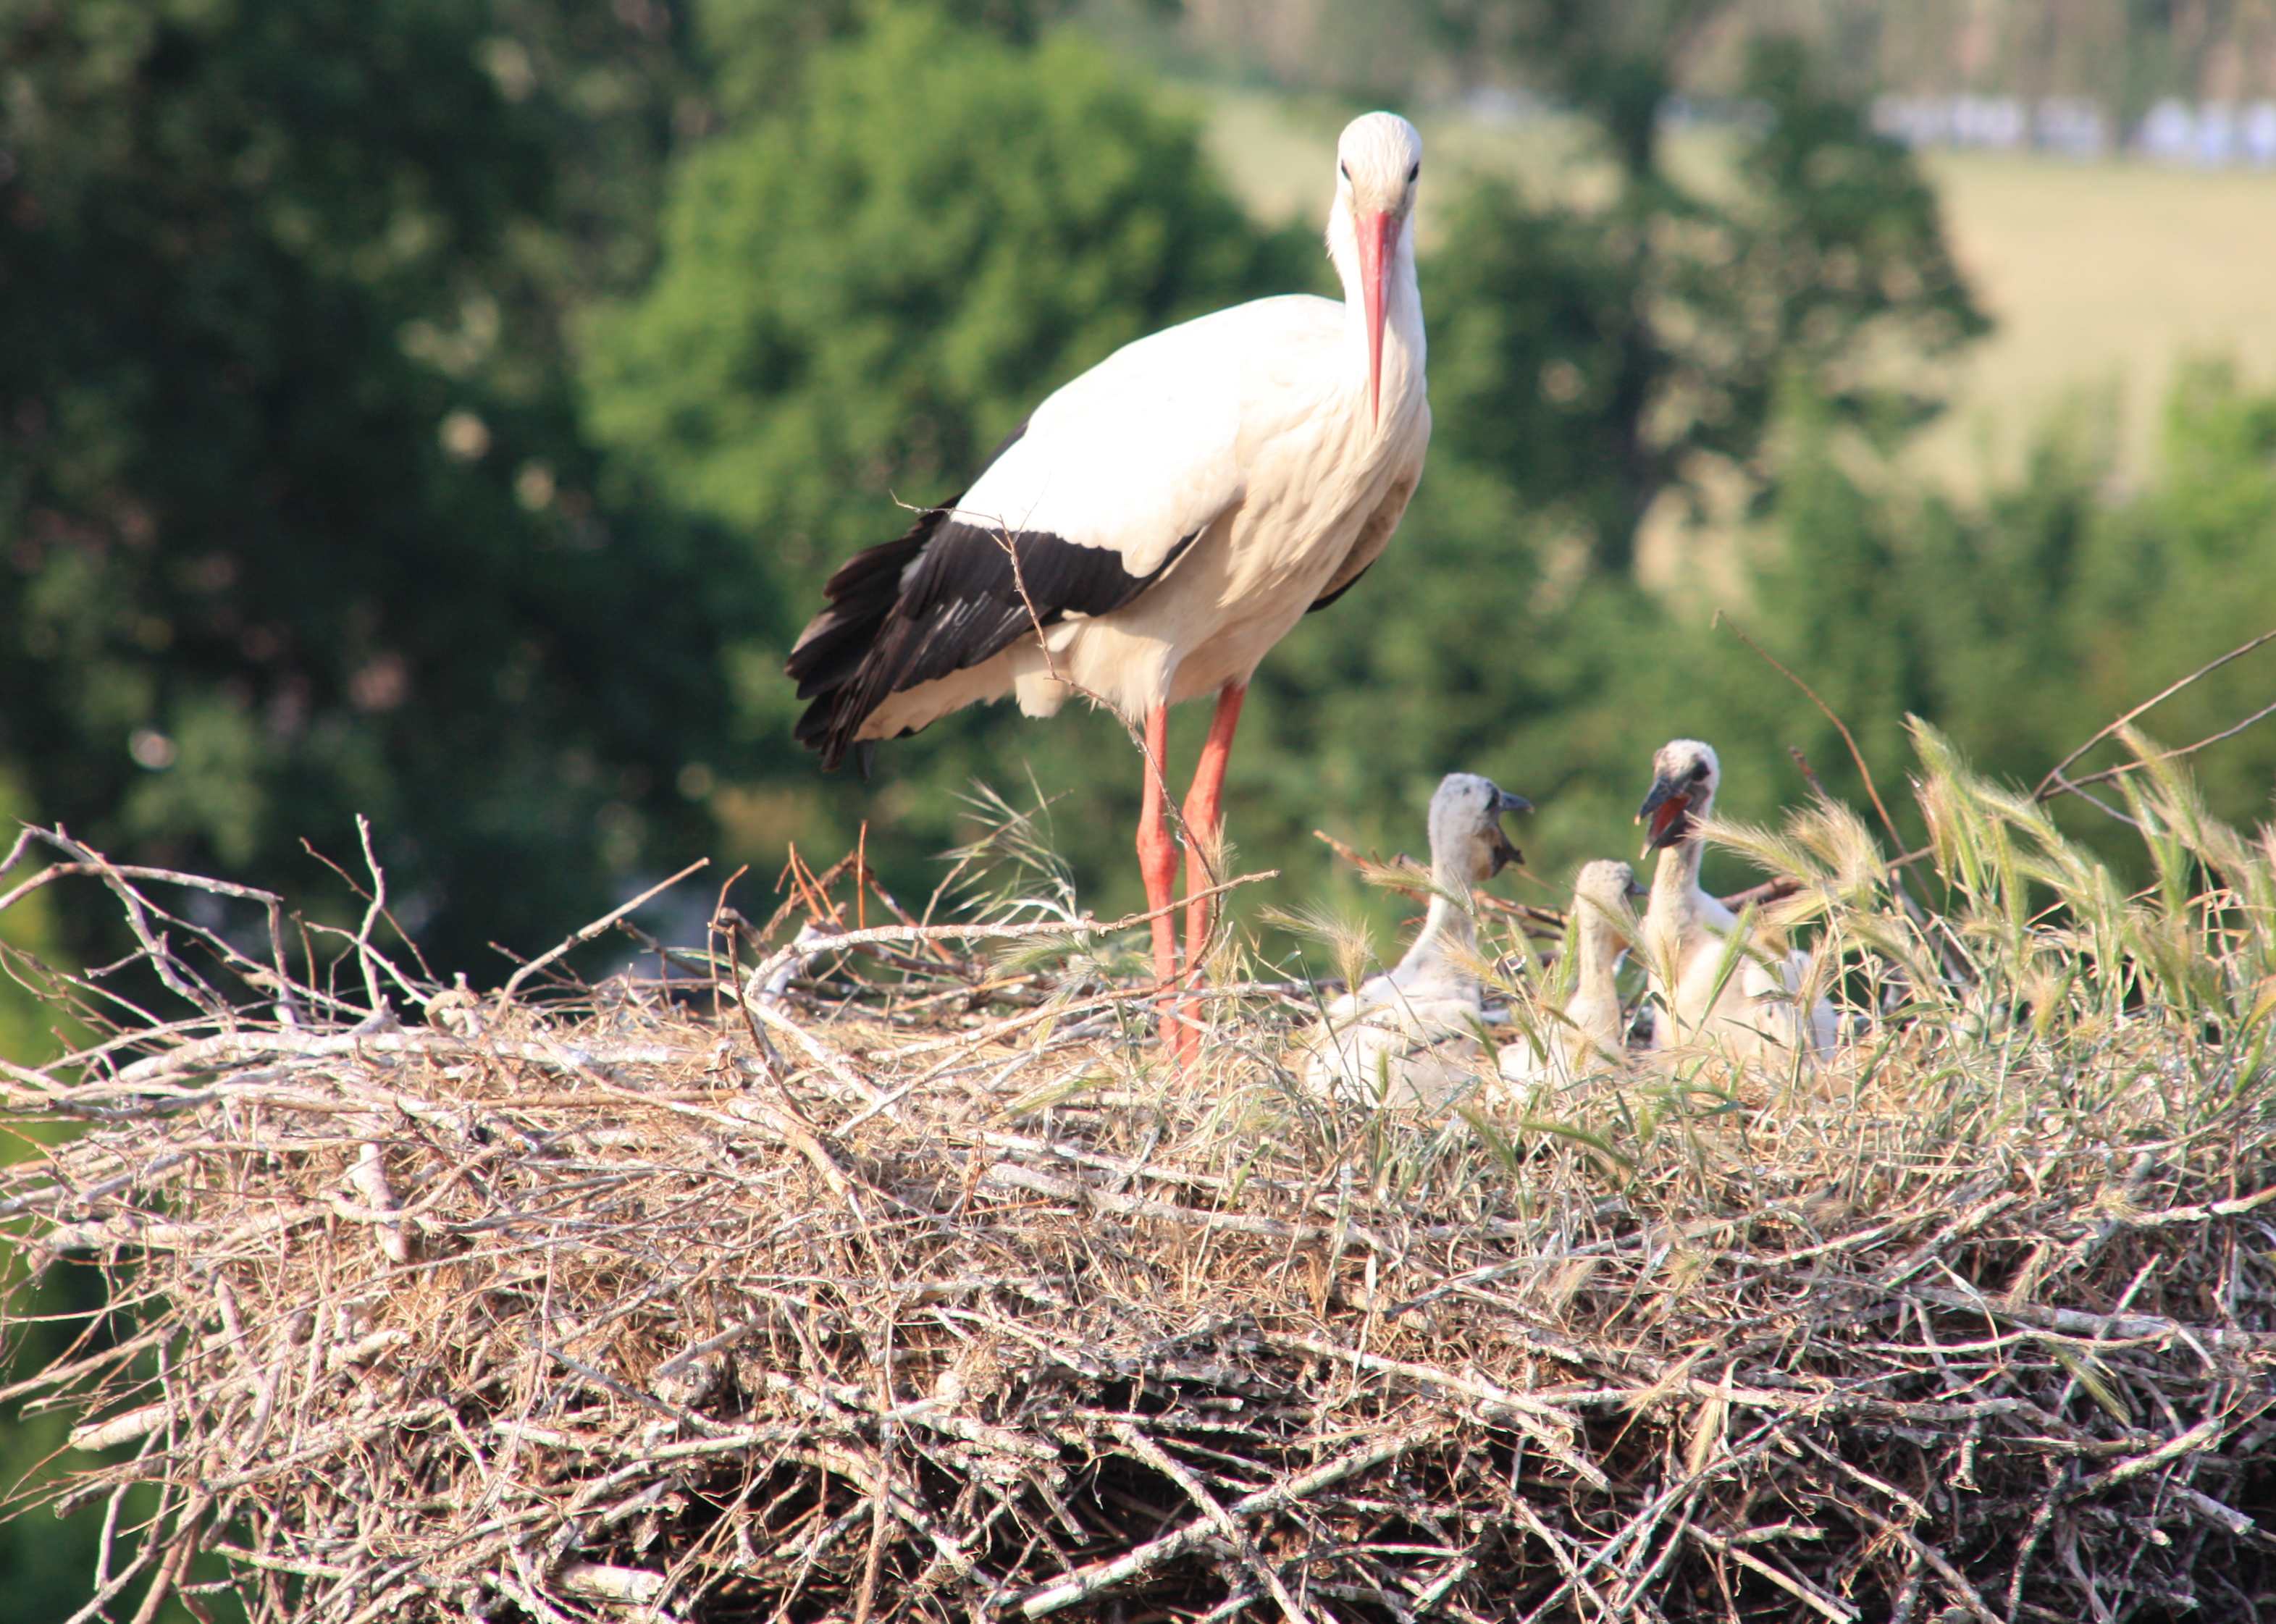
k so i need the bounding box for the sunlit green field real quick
[1193,86,2276,490]
[1912,149,2276,487]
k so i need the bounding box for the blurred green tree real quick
[690,0,1089,118]
[1424,17,1988,573]
[1727,362,2276,876]
[2062,361,2276,829]
[0,0,733,973]
[1433,0,1733,180]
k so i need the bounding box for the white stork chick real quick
[1302,773,1530,1108]
[786,113,1433,1058]
[1498,860,1642,1088]
[1634,740,1837,1066]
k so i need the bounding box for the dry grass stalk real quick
[1,723,2272,1623]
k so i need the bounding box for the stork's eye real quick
[1689,762,1710,782]
[1407,161,1420,182]
[1340,161,1351,181]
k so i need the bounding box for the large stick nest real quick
[2,788,2274,1624]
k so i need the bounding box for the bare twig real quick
[2035,623,2276,797]
[499,858,710,1001]
[1016,1429,1446,1618]
[1718,615,1905,849]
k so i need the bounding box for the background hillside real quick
[4,2,2276,1615]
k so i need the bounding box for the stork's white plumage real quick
[1301,773,1529,1108]
[1633,741,1838,1067]
[787,113,1432,1054]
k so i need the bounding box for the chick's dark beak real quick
[1487,787,1532,876]
[1635,776,1692,857]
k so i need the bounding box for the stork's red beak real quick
[1635,777,1694,857]
[1356,208,1395,425]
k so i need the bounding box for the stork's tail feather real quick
[786,506,951,770]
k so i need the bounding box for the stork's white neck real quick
[1563,915,1628,1066]
[1327,203,1426,426]
[1571,912,1624,1014]
[1649,833,1709,927]
[1400,846,1477,977]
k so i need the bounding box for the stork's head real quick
[1429,771,1532,885]
[1330,112,1422,425]
[1636,739,1721,857]
[1570,860,1643,947]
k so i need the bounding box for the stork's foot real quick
[1151,923,1193,1066]
[1146,894,1193,1068]
[1168,999,1201,1066]
[1171,899,1209,1066]
[1151,948,1190,1065]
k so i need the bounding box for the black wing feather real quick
[787,418,1197,769]
[1306,558,1376,615]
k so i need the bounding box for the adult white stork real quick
[786,112,1432,1055]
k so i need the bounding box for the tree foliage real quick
[0,0,727,967]
[589,7,1311,558]
[1428,28,1989,573]
[1432,0,1734,178]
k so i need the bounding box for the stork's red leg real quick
[1135,703,1182,1045]
[1177,683,1247,1057]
